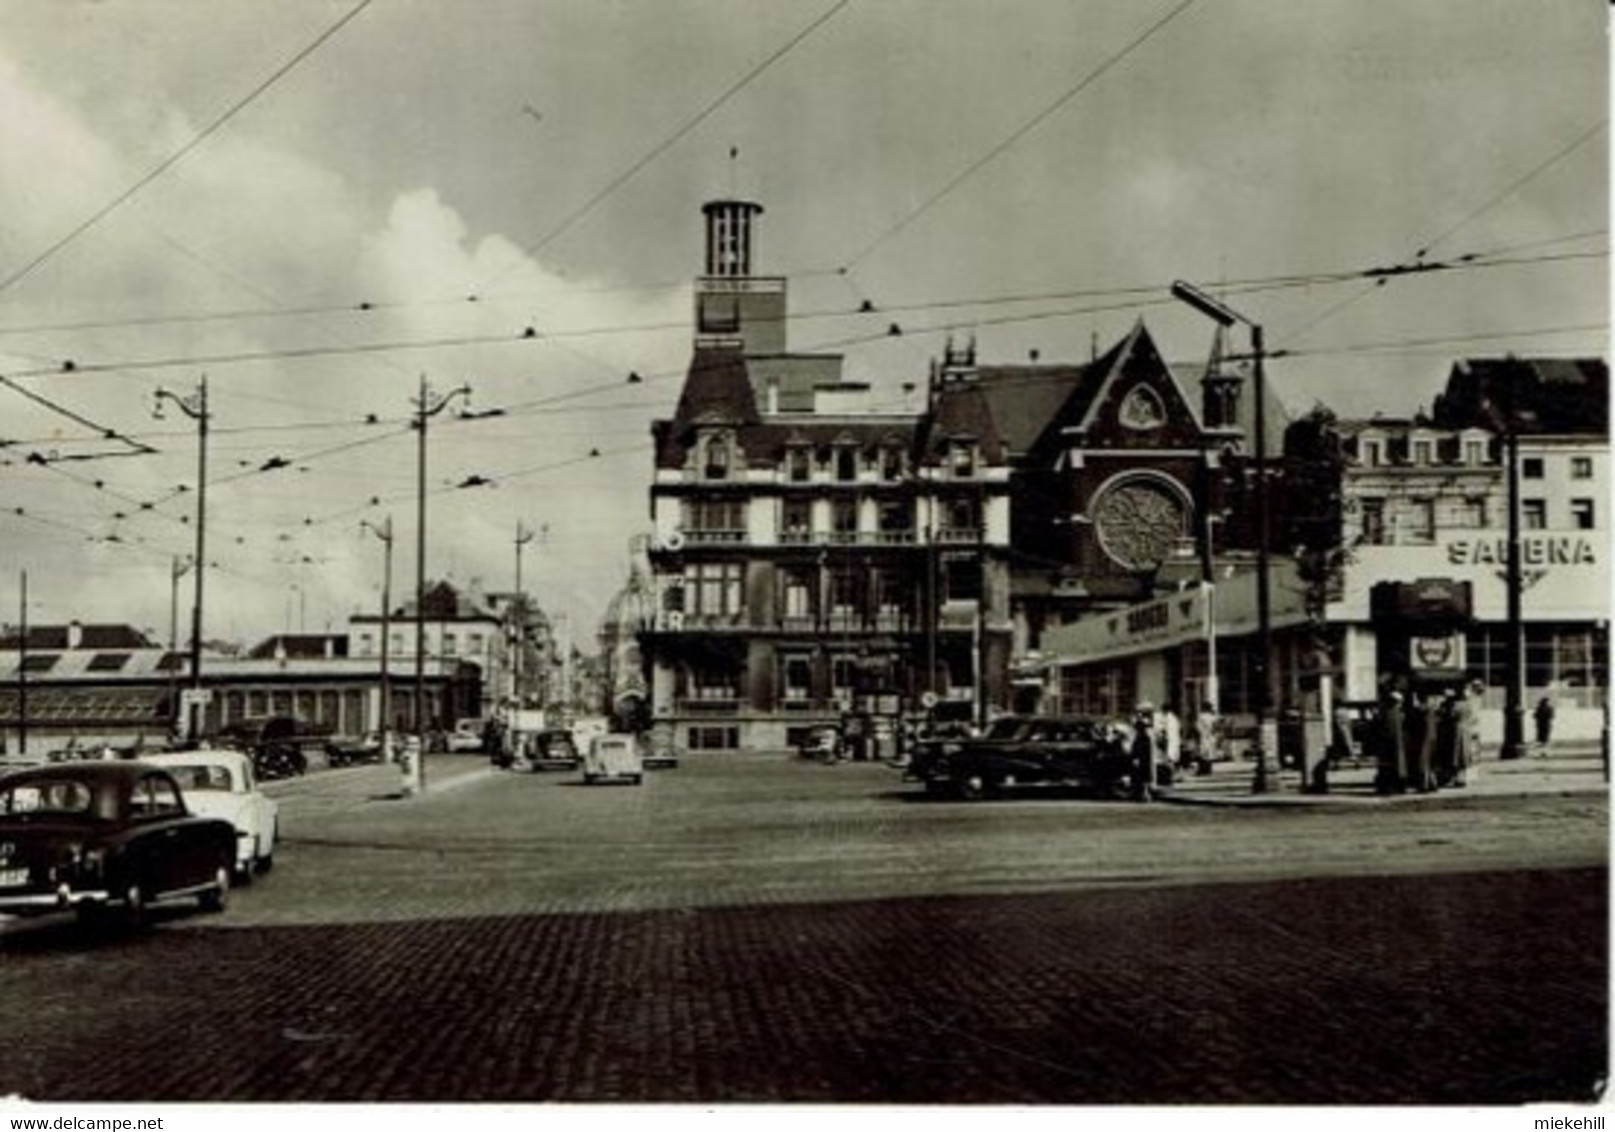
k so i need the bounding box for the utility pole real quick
[17,570,27,759]
[154,376,209,743]
[1172,282,1278,793]
[410,376,472,796]
[511,520,538,747]
[1499,363,1527,758]
[167,556,191,737]
[361,516,395,762]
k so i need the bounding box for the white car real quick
[582,734,643,785]
[141,749,279,880]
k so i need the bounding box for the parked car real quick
[0,762,236,929]
[906,714,1132,800]
[138,749,278,880]
[215,715,328,780]
[642,732,678,770]
[493,728,581,772]
[582,733,643,785]
[447,718,486,753]
[796,726,842,763]
[326,732,387,767]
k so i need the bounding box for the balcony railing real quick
[935,527,983,544]
[674,697,741,715]
[684,529,747,545]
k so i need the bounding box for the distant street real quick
[0,755,1605,1104]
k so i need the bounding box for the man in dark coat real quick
[1376,690,1408,795]
[1406,691,1439,793]
[1534,695,1556,754]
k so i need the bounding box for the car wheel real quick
[199,865,230,913]
[255,851,274,876]
[115,881,147,932]
[956,772,990,801]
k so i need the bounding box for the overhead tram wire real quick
[1279,118,1607,350]
[840,0,1199,273]
[0,243,1596,398]
[506,0,850,267]
[0,230,1593,347]
[3,245,1579,379]
[0,0,376,299]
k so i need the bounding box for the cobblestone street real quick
[0,755,1605,1104]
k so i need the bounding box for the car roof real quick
[0,762,166,787]
[139,749,252,770]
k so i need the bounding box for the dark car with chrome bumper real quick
[906,715,1133,800]
[0,762,236,929]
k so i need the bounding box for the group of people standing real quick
[1125,700,1221,801]
[1373,679,1484,795]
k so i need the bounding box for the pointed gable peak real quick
[673,346,761,429]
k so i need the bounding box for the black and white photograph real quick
[0,0,1607,1117]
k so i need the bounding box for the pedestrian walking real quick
[1375,689,1407,795]
[1448,681,1479,787]
[1130,703,1158,802]
[1159,703,1183,776]
[1433,689,1460,788]
[1460,679,1484,785]
[1406,690,1439,793]
[1193,700,1221,774]
[1534,695,1556,755]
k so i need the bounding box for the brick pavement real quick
[1,752,1603,1105]
[0,866,1601,1104]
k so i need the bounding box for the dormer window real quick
[835,446,858,482]
[1360,438,1383,467]
[786,446,811,483]
[1412,438,1434,466]
[880,446,905,481]
[950,441,976,478]
[704,437,730,480]
[1464,439,1486,466]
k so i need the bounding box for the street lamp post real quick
[1499,382,1528,759]
[154,376,209,743]
[17,570,27,759]
[167,555,192,737]
[410,376,472,796]
[361,517,395,763]
[1202,511,1224,713]
[1172,282,1278,792]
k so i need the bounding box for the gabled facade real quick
[642,202,1013,753]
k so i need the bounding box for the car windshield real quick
[0,777,97,817]
[983,719,1030,741]
[170,764,234,792]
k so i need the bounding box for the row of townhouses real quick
[0,580,594,753]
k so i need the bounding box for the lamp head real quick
[1171,280,1240,328]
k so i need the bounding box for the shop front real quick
[1333,531,1608,742]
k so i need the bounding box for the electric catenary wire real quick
[841,0,1199,272]
[0,0,376,299]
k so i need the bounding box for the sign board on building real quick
[1410,632,1467,675]
[1370,578,1473,625]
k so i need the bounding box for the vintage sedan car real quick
[0,762,236,928]
[582,733,643,785]
[139,749,279,879]
[906,714,1133,800]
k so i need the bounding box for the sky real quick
[0,0,1606,648]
